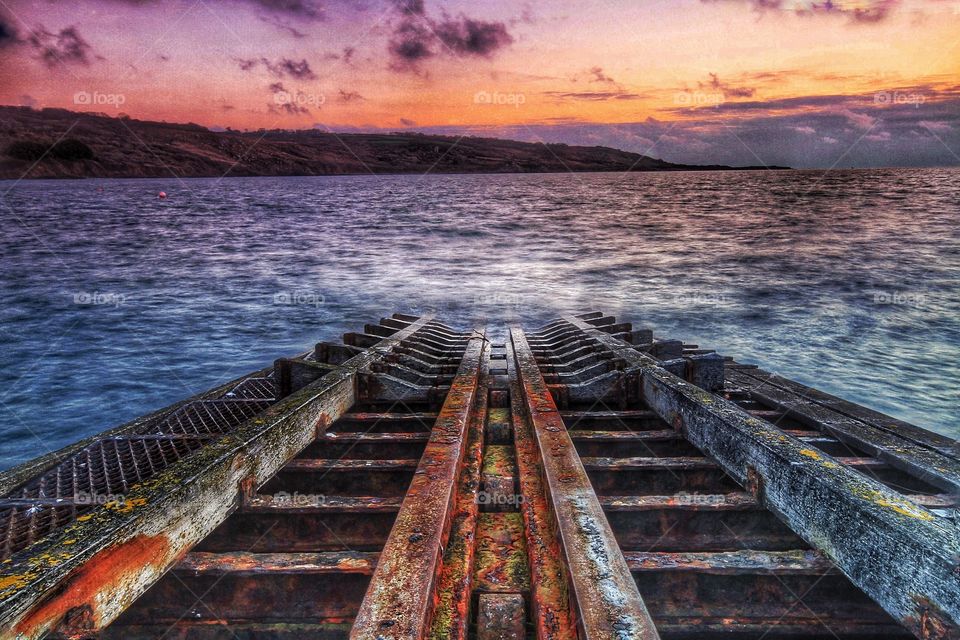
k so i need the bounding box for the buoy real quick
[158,191,167,199]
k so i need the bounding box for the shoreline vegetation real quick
[0,106,789,180]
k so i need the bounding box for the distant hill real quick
[0,106,787,179]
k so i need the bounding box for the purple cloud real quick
[387,1,513,72]
[27,26,92,67]
[236,56,317,79]
[701,0,902,23]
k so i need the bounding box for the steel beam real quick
[511,327,661,640]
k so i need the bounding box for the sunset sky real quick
[0,0,958,167]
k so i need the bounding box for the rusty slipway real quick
[0,311,957,639]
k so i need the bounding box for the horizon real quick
[0,0,957,169]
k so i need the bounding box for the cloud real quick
[400,117,417,126]
[389,21,435,69]
[338,89,364,102]
[434,17,513,57]
[544,90,644,101]
[265,57,316,79]
[839,108,876,130]
[701,0,902,24]
[387,0,513,71]
[268,81,310,115]
[588,66,615,84]
[260,15,308,38]
[26,26,92,66]
[920,120,952,134]
[0,16,16,47]
[699,72,756,99]
[236,56,317,79]
[394,84,960,168]
[249,0,324,20]
[393,0,426,16]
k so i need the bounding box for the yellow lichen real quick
[105,497,148,513]
[852,487,935,521]
[0,573,31,592]
[875,498,935,521]
[799,449,822,460]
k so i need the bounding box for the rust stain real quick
[14,534,172,637]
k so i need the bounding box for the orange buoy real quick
[158,191,167,199]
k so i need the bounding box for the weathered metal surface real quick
[477,593,527,640]
[175,550,380,576]
[511,327,661,640]
[350,333,486,640]
[726,368,960,495]
[623,549,837,575]
[0,315,436,640]
[561,314,960,639]
[486,407,513,444]
[731,365,960,458]
[473,512,531,593]
[482,445,519,512]
[0,367,280,498]
[508,342,578,640]
[427,363,487,640]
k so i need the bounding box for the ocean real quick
[0,168,957,469]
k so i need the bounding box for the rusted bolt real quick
[409,533,425,543]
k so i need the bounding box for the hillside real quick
[0,107,785,179]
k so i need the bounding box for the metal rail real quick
[0,315,436,639]
[511,327,660,640]
[559,314,960,639]
[351,332,486,639]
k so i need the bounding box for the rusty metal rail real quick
[510,328,659,639]
[351,332,486,639]
[1,310,957,640]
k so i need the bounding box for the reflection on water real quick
[0,168,957,468]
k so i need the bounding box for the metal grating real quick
[221,377,276,401]
[0,392,274,560]
[10,437,208,502]
[134,399,272,437]
[0,504,94,562]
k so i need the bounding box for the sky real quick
[0,0,958,168]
